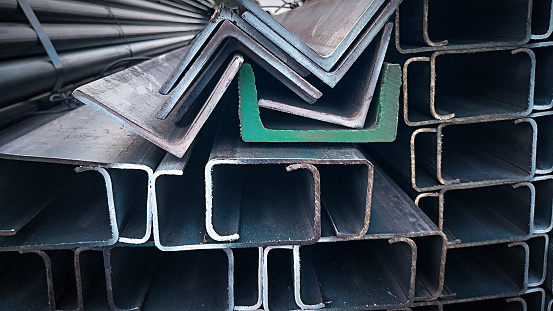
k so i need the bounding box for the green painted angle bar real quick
[238,62,401,143]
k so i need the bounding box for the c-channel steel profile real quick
[238,62,401,143]
[532,0,553,40]
[531,175,553,233]
[401,47,535,126]
[441,241,529,302]
[527,42,553,110]
[73,46,243,158]
[0,249,76,310]
[414,182,536,247]
[409,118,536,192]
[261,164,447,310]
[411,287,546,310]
[255,23,393,129]
[157,6,322,119]
[394,0,532,54]
[0,106,165,246]
[73,245,261,310]
[152,133,374,249]
[237,0,393,71]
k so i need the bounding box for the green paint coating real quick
[238,62,402,143]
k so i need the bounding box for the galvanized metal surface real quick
[73,46,242,158]
[394,0,532,54]
[400,47,535,126]
[256,23,392,128]
[0,106,165,245]
[238,63,401,143]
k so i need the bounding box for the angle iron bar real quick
[73,46,243,158]
[237,0,396,71]
[256,23,392,129]
[156,18,321,120]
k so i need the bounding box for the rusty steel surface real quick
[399,47,535,127]
[367,118,537,192]
[394,0,532,54]
[415,183,535,247]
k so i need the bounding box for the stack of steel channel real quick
[366,0,553,309]
[0,0,212,131]
[0,0,549,310]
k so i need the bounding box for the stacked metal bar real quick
[0,0,212,130]
[0,0,550,310]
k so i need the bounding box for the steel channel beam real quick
[415,183,535,247]
[261,163,446,310]
[204,127,373,245]
[102,244,234,310]
[237,0,395,72]
[0,106,165,245]
[530,111,553,174]
[152,118,374,249]
[156,18,321,119]
[1,35,194,107]
[262,240,416,310]
[394,0,532,54]
[531,175,553,233]
[526,234,548,287]
[527,42,553,110]
[319,161,447,302]
[441,241,529,302]
[255,23,392,128]
[238,62,402,143]
[532,0,553,40]
[0,250,75,311]
[73,46,242,158]
[400,47,535,126]
[369,118,537,192]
